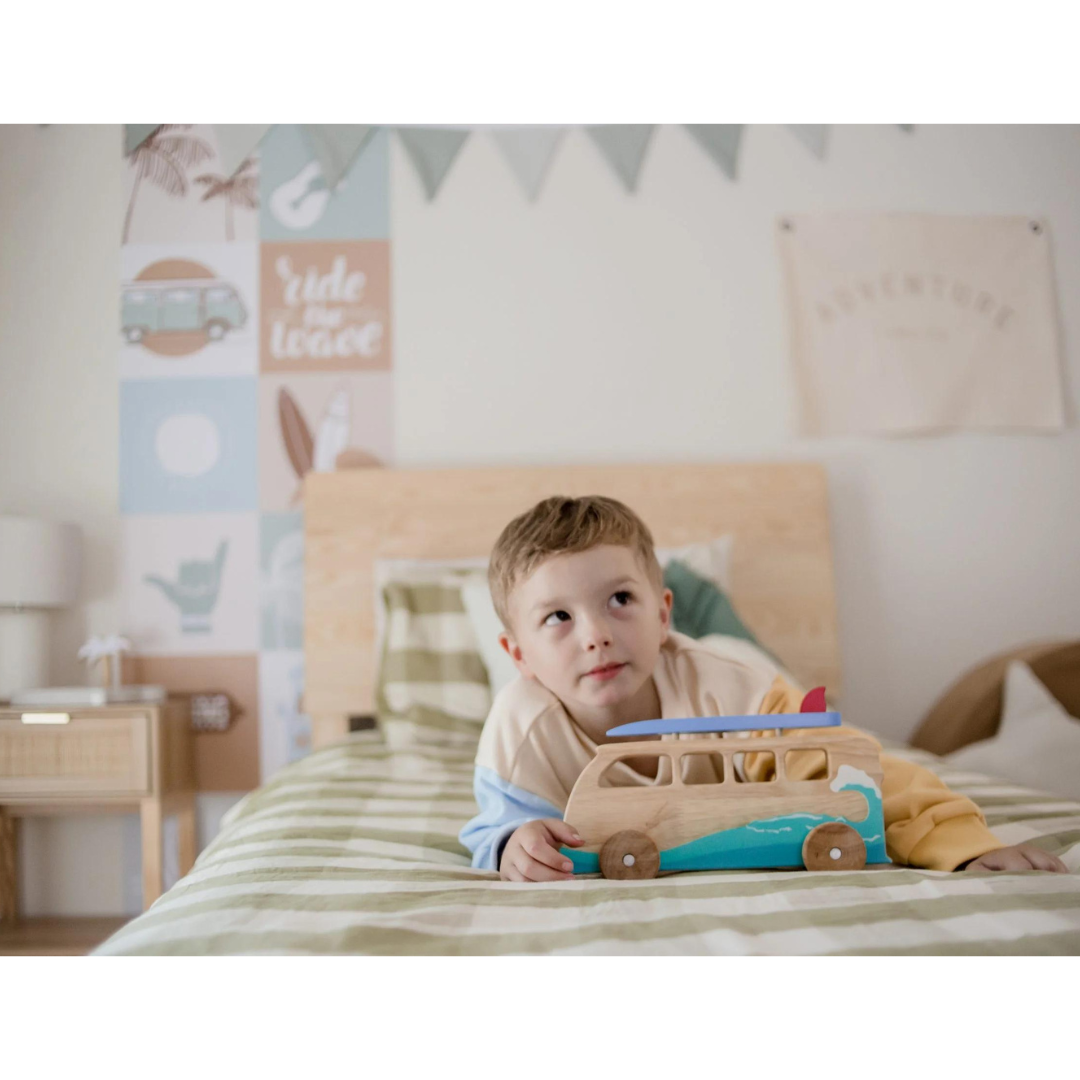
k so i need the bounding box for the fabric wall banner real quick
[777,213,1066,435]
[684,125,744,180]
[585,125,655,192]
[787,125,830,159]
[397,127,470,200]
[491,126,566,201]
[213,125,273,178]
[125,125,160,156]
[299,125,376,191]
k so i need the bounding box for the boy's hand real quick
[500,819,583,882]
[963,843,1068,873]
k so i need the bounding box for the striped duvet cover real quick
[96,732,1080,955]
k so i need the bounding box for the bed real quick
[97,463,1080,955]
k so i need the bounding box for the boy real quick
[459,495,1067,882]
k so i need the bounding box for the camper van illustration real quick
[561,691,891,879]
[122,277,248,347]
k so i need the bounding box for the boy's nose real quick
[582,619,612,650]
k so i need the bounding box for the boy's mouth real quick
[585,662,626,681]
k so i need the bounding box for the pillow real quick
[461,578,521,698]
[373,556,488,666]
[662,558,769,652]
[655,535,733,594]
[945,661,1080,801]
[374,566,492,751]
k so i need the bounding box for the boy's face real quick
[499,544,673,716]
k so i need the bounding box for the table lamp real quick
[0,515,82,700]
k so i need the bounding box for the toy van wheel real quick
[206,320,228,341]
[802,823,866,871]
[599,831,660,880]
[124,326,145,343]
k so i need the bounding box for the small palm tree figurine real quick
[78,635,133,692]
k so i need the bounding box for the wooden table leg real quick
[140,797,163,910]
[0,810,18,923]
[177,793,197,878]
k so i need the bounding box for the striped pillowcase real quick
[375,572,495,751]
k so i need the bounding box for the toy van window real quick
[598,755,673,788]
[680,753,725,785]
[126,290,153,304]
[206,287,232,302]
[163,289,198,303]
[731,750,777,783]
[784,748,828,782]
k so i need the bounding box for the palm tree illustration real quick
[122,125,214,243]
[194,158,260,241]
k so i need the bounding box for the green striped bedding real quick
[96,732,1080,955]
[375,576,492,751]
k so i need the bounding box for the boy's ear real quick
[498,631,536,679]
[659,587,674,640]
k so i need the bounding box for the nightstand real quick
[0,698,196,922]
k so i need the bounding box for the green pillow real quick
[663,559,780,665]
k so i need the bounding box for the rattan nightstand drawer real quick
[0,712,151,797]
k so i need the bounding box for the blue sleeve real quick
[458,765,565,871]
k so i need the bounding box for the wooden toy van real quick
[561,702,891,880]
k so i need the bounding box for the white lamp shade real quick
[0,516,82,608]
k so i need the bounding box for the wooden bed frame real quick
[302,462,842,749]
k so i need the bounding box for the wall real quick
[2,123,1078,914]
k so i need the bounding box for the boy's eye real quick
[543,610,571,627]
[610,590,633,607]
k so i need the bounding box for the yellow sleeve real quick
[746,674,1005,871]
[880,754,1004,871]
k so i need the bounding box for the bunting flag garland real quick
[214,125,273,178]
[299,125,377,190]
[585,125,655,192]
[684,125,744,180]
[120,123,920,202]
[787,124,830,160]
[125,125,160,156]
[491,126,566,200]
[396,127,470,200]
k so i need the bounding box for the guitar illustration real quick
[269,160,344,230]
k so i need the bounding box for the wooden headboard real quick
[303,462,841,748]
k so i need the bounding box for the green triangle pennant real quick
[585,125,655,192]
[300,125,377,190]
[213,124,273,177]
[684,125,744,180]
[125,125,160,156]
[396,127,470,200]
[787,125,830,159]
[491,127,566,200]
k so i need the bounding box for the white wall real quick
[2,123,1078,914]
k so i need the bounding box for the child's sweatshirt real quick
[459,631,1004,873]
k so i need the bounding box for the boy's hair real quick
[489,495,662,628]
